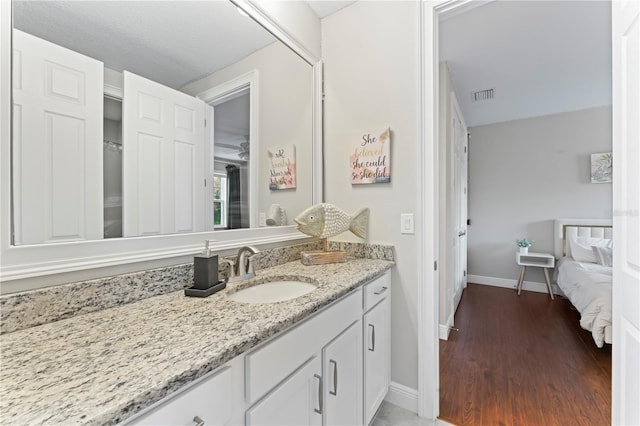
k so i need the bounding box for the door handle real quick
[458,230,466,237]
[329,359,338,396]
[313,374,323,414]
[368,324,376,352]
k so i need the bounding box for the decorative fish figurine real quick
[294,203,369,239]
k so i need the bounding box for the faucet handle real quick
[220,258,236,278]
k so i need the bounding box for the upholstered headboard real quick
[554,218,613,259]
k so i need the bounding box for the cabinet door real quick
[364,298,390,424]
[246,356,322,426]
[323,320,363,426]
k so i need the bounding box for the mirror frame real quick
[0,0,323,287]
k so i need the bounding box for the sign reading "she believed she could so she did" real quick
[350,127,391,184]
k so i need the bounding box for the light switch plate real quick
[400,213,414,234]
[259,212,266,227]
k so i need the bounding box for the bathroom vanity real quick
[129,270,390,426]
[0,251,393,426]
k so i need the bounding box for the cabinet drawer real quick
[127,361,236,426]
[245,288,361,405]
[363,272,390,311]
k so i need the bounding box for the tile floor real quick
[371,402,454,426]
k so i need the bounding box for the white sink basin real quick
[228,280,317,304]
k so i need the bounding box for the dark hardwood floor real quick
[439,283,611,426]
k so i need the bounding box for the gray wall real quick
[322,1,421,390]
[467,106,612,284]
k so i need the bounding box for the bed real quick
[553,219,613,347]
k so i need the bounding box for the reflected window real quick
[213,173,228,228]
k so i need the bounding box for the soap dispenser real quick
[185,241,227,297]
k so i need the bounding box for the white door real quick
[246,356,322,426]
[612,1,640,424]
[12,30,103,245]
[323,320,363,426]
[364,299,390,425]
[452,94,468,313]
[122,71,206,237]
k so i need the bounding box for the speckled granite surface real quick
[0,264,192,334]
[0,255,393,425]
[0,241,326,334]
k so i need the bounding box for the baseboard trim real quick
[385,381,418,413]
[439,310,454,340]
[467,274,560,295]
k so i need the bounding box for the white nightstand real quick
[516,252,555,299]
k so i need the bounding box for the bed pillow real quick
[569,237,612,263]
[592,246,613,267]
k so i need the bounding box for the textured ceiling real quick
[439,0,612,127]
[306,1,356,18]
[12,1,277,89]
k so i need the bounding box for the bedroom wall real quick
[467,106,612,290]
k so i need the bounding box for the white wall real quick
[251,0,321,58]
[322,1,421,391]
[468,106,612,284]
[182,41,313,225]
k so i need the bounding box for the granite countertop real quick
[0,258,393,426]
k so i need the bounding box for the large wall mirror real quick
[0,0,322,289]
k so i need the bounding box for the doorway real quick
[197,70,259,230]
[208,88,251,230]
[419,0,621,421]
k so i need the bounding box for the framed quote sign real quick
[268,145,297,190]
[350,127,391,184]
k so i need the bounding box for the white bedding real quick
[556,257,612,347]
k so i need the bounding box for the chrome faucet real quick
[226,246,260,282]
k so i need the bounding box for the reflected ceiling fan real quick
[238,137,250,160]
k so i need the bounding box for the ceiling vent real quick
[471,88,495,102]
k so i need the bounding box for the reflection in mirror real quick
[10,0,313,245]
[212,88,251,229]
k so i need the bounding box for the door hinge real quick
[434,261,438,271]
[204,179,207,187]
[204,119,207,127]
[464,270,466,277]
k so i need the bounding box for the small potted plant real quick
[516,238,534,253]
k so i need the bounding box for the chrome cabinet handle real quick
[373,286,388,295]
[368,324,376,352]
[329,359,338,396]
[314,374,323,414]
[193,416,205,426]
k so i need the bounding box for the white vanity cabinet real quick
[247,319,363,426]
[245,289,362,426]
[125,356,245,426]
[245,356,322,426]
[120,270,391,426]
[323,319,363,426]
[363,273,391,425]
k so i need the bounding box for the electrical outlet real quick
[259,212,266,227]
